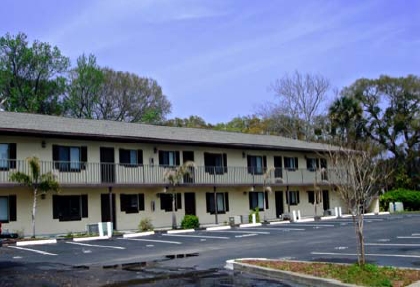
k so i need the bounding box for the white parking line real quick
[311,251,420,259]
[120,238,181,245]
[291,224,334,227]
[210,230,270,234]
[66,242,125,249]
[162,234,229,239]
[397,236,420,239]
[9,246,57,256]
[365,243,420,247]
[235,234,258,238]
[238,227,304,232]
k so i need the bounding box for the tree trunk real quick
[353,213,365,265]
[32,188,37,238]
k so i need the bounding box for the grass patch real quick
[240,260,420,287]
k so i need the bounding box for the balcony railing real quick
[0,160,341,187]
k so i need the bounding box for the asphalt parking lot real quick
[2,214,420,271]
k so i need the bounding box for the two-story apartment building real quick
[0,112,346,236]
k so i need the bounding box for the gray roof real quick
[0,111,335,152]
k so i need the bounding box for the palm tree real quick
[163,161,196,229]
[10,157,59,238]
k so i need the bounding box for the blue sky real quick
[1,0,419,123]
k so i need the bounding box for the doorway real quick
[100,147,115,183]
[101,193,116,229]
[322,190,330,211]
[184,192,196,215]
[275,191,284,218]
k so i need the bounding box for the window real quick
[159,151,180,167]
[120,194,144,213]
[307,191,314,204]
[160,193,182,212]
[306,158,319,171]
[284,157,298,171]
[206,192,229,214]
[247,155,267,175]
[53,145,87,172]
[52,195,88,221]
[119,149,143,167]
[286,191,300,205]
[0,195,17,223]
[0,143,16,170]
[204,153,227,174]
[249,191,269,211]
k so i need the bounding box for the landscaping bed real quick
[240,260,420,287]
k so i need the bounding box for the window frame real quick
[248,191,267,211]
[204,153,227,175]
[119,149,143,167]
[53,145,87,172]
[247,155,267,175]
[160,193,182,212]
[52,194,88,221]
[306,158,319,172]
[284,157,299,171]
[159,150,180,167]
[0,143,16,171]
[206,192,229,214]
[285,190,300,205]
[120,193,145,213]
[0,195,17,223]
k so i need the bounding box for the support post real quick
[213,186,218,224]
[108,186,113,230]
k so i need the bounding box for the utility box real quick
[229,215,242,226]
[394,202,404,212]
[86,224,99,235]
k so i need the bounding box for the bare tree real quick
[270,71,331,140]
[326,143,392,265]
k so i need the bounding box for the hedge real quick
[380,188,420,211]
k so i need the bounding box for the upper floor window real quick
[119,149,143,167]
[0,195,17,223]
[52,194,88,221]
[206,192,229,214]
[159,150,180,167]
[0,143,16,170]
[306,158,319,171]
[284,157,298,171]
[120,194,145,213]
[204,153,227,174]
[53,145,87,172]
[247,155,267,175]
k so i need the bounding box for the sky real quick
[1,0,419,124]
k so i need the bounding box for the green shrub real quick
[248,208,260,223]
[181,215,200,229]
[380,188,420,211]
[138,217,154,231]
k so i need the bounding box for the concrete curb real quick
[268,221,290,225]
[321,215,339,220]
[73,236,111,242]
[16,239,57,246]
[167,229,195,234]
[206,225,231,231]
[231,260,360,287]
[123,231,155,238]
[239,223,262,228]
[296,218,315,223]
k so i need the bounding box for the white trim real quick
[206,225,231,231]
[123,231,155,238]
[73,235,111,242]
[16,239,57,246]
[167,229,195,234]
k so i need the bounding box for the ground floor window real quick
[0,195,16,223]
[286,191,300,205]
[53,195,88,221]
[307,190,322,204]
[120,194,145,213]
[160,193,182,212]
[249,191,268,211]
[206,192,229,214]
